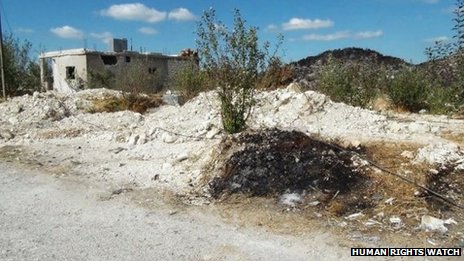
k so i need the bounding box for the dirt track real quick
[0,162,366,261]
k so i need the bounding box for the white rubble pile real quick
[1,85,464,195]
[414,142,464,169]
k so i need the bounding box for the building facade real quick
[39,38,198,93]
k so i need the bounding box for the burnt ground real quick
[204,129,464,248]
[208,129,372,215]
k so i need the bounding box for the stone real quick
[400,150,414,159]
[127,134,139,146]
[408,122,430,134]
[161,132,176,143]
[205,128,220,139]
[389,216,402,225]
[286,82,303,93]
[0,129,14,140]
[136,134,147,145]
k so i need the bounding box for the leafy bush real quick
[172,59,210,100]
[316,58,383,108]
[426,86,457,114]
[386,68,428,112]
[88,69,115,89]
[196,8,280,134]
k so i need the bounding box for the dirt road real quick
[0,162,361,261]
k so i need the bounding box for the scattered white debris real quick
[375,212,385,219]
[384,197,395,205]
[279,192,304,207]
[345,212,365,221]
[365,219,382,226]
[308,201,320,206]
[414,143,464,167]
[389,216,402,225]
[420,215,456,233]
[401,150,414,159]
[0,85,463,198]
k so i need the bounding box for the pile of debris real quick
[207,129,368,201]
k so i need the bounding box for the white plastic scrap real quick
[384,197,395,205]
[345,212,365,221]
[279,192,304,207]
[389,216,402,224]
[420,215,457,233]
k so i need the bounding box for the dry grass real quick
[87,93,163,114]
[441,132,464,146]
[204,139,464,247]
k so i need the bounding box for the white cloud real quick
[50,25,84,39]
[138,27,158,35]
[425,36,449,43]
[355,30,384,39]
[90,32,113,44]
[282,18,334,30]
[303,30,383,41]
[100,3,166,23]
[303,31,350,41]
[168,8,196,21]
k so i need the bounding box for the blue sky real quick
[1,0,458,64]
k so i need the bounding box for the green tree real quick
[2,34,40,97]
[196,8,279,133]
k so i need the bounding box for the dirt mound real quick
[208,129,369,201]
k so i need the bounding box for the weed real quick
[172,59,210,100]
[87,93,163,114]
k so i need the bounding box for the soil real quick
[1,86,464,253]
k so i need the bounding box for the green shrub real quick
[172,60,210,100]
[88,69,115,89]
[196,8,280,134]
[426,86,456,114]
[387,68,428,112]
[317,58,382,108]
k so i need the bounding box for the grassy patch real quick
[87,93,163,114]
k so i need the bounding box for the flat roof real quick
[40,48,183,59]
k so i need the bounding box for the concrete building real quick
[39,38,198,93]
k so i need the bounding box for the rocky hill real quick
[294,47,409,68]
[291,47,411,87]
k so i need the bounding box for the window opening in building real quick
[125,56,131,63]
[66,66,76,80]
[148,67,157,74]
[101,55,118,65]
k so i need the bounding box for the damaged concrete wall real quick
[41,49,197,93]
[51,54,87,94]
[86,52,169,91]
[166,57,198,85]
